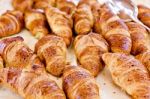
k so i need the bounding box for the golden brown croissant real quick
[12,0,34,12]
[0,67,66,99]
[56,0,76,15]
[34,0,56,10]
[78,0,101,35]
[138,5,150,28]
[0,36,45,73]
[35,35,67,76]
[136,51,150,72]
[74,32,109,77]
[45,7,73,46]
[25,9,49,39]
[0,10,24,38]
[73,3,94,35]
[102,53,150,99]
[77,0,100,17]
[63,66,100,99]
[126,22,149,55]
[95,4,132,54]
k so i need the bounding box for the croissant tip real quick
[0,36,24,55]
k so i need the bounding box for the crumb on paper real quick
[113,92,116,94]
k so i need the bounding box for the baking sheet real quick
[0,0,150,99]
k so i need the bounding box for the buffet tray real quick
[0,0,149,99]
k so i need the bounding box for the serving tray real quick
[0,0,149,99]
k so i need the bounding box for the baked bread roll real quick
[56,0,76,15]
[126,22,149,55]
[34,0,56,10]
[77,0,100,18]
[95,4,132,54]
[63,66,100,99]
[78,0,101,35]
[0,36,45,73]
[45,7,73,46]
[35,35,67,76]
[74,32,109,77]
[136,51,150,72]
[0,10,24,38]
[102,53,150,99]
[25,9,49,39]
[73,3,94,35]
[12,0,33,12]
[0,67,66,99]
[138,5,150,28]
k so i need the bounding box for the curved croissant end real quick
[0,10,24,38]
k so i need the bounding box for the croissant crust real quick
[0,36,45,73]
[95,4,132,54]
[74,32,109,76]
[138,5,150,28]
[0,68,66,99]
[45,7,73,46]
[0,10,24,38]
[63,66,100,99]
[102,53,150,99]
[25,9,49,39]
[35,35,67,76]
[74,4,94,35]
[12,0,33,12]
[126,22,149,55]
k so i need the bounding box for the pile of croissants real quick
[0,0,150,99]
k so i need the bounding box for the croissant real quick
[136,51,150,72]
[0,36,45,73]
[35,35,67,76]
[73,3,94,35]
[0,10,24,38]
[126,22,149,55]
[63,66,100,99]
[74,32,109,77]
[102,53,150,99]
[78,0,101,35]
[0,67,66,99]
[95,4,132,54]
[138,5,150,28]
[77,0,100,17]
[56,0,76,15]
[12,0,33,12]
[45,7,73,46]
[34,0,56,10]
[25,9,49,39]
